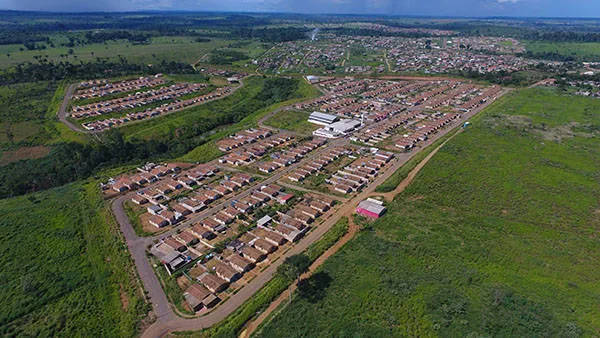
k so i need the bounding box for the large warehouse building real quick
[356,198,387,218]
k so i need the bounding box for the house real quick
[253,238,277,254]
[213,211,234,225]
[263,231,287,246]
[222,206,241,219]
[356,198,387,218]
[198,273,229,293]
[213,260,241,282]
[155,184,172,195]
[296,205,321,219]
[260,186,279,198]
[257,215,272,228]
[149,214,169,228]
[191,224,217,240]
[213,185,231,196]
[201,218,227,233]
[132,194,149,205]
[251,191,270,203]
[279,215,306,231]
[226,254,254,273]
[308,200,330,213]
[226,239,245,252]
[180,198,205,213]
[163,237,187,252]
[241,246,266,263]
[274,223,303,242]
[234,202,252,213]
[184,284,219,311]
[176,231,199,246]
[277,193,294,205]
[172,204,192,217]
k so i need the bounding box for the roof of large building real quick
[357,198,387,215]
[309,112,339,124]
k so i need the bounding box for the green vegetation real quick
[375,130,458,193]
[123,201,154,237]
[256,88,600,337]
[263,110,316,135]
[304,217,348,261]
[524,40,600,62]
[0,182,148,336]
[0,81,57,146]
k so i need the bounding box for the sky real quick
[0,0,599,18]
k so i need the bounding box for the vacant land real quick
[263,110,316,134]
[256,88,600,337]
[0,37,265,68]
[525,40,600,61]
[0,182,147,336]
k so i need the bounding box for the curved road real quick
[111,87,510,337]
[57,83,88,133]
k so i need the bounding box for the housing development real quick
[2,9,600,338]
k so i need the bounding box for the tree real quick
[277,254,311,303]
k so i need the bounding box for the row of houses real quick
[259,193,336,242]
[72,82,206,118]
[218,133,293,167]
[286,147,349,182]
[395,113,461,150]
[216,128,273,152]
[327,151,394,194]
[256,137,327,174]
[82,86,234,131]
[74,74,164,100]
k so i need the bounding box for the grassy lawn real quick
[263,110,317,135]
[0,181,148,336]
[256,88,600,337]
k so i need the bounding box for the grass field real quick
[263,110,317,135]
[524,40,600,61]
[0,181,148,336]
[0,37,257,68]
[256,88,600,337]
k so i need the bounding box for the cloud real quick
[497,0,519,3]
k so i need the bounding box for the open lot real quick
[255,87,600,337]
[0,182,147,336]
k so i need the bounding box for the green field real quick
[256,88,600,337]
[524,40,600,61]
[263,110,317,135]
[0,36,266,68]
[0,182,148,336]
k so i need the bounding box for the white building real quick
[308,112,339,126]
[313,119,361,138]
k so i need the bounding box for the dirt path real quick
[374,129,461,202]
[240,217,359,338]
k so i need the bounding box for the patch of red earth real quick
[120,284,130,310]
[0,145,50,166]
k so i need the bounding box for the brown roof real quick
[226,254,253,272]
[184,283,211,302]
[198,273,229,293]
[213,260,240,281]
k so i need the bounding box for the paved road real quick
[57,83,88,133]
[112,88,510,337]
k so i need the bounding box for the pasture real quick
[256,88,600,337]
